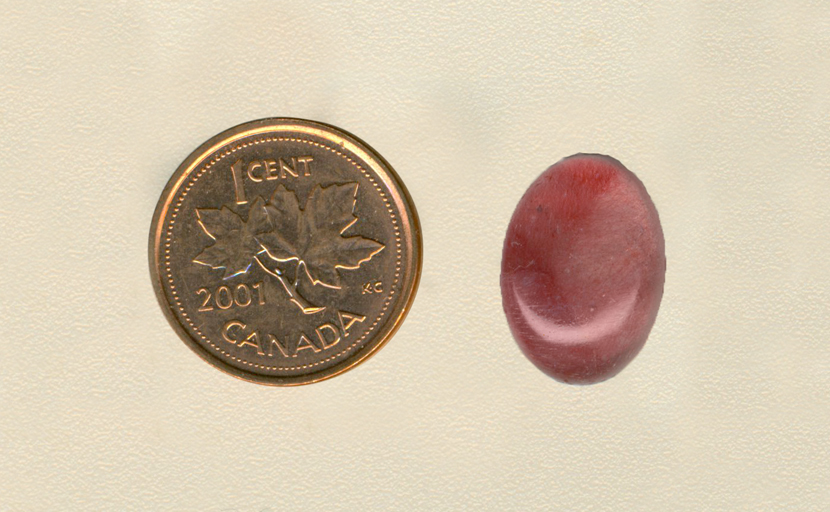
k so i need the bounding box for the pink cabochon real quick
[501,154,666,384]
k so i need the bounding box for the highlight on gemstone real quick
[500,154,665,384]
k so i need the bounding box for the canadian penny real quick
[150,118,421,385]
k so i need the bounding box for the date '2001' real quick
[197,283,265,312]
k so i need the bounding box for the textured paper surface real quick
[1,1,828,510]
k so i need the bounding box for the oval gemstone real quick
[501,154,665,384]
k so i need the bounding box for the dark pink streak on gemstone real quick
[501,154,665,384]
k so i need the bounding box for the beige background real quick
[1,1,829,510]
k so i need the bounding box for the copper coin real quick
[149,118,422,385]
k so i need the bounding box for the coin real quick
[149,118,422,385]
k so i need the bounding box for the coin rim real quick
[149,118,422,386]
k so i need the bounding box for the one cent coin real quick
[150,118,422,385]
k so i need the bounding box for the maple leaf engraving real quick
[193,182,384,313]
[194,196,271,278]
[260,183,384,288]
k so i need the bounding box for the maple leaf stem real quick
[294,261,304,288]
[253,256,324,314]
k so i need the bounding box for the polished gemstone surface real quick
[501,154,665,384]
